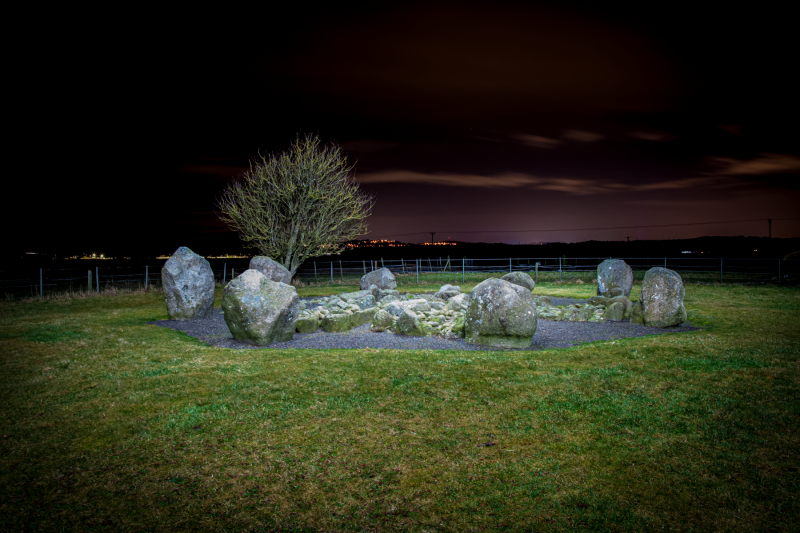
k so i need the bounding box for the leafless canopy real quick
[216,134,374,276]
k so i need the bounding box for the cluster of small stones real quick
[534,294,635,323]
[296,284,469,338]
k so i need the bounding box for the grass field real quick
[1,276,798,532]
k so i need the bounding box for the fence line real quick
[2,257,797,299]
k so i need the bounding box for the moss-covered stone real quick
[630,302,644,325]
[350,308,377,327]
[396,309,433,336]
[296,315,321,333]
[322,313,353,332]
[370,309,395,332]
[465,278,537,348]
[221,269,299,345]
[604,302,624,322]
[537,306,563,320]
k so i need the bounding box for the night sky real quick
[11,2,800,256]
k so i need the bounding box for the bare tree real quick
[216,134,374,277]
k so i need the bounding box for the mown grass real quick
[0,278,798,532]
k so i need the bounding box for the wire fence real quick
[3,256,797,300]
[294,256,800,286]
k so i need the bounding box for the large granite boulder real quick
[640,268,687,328]
[360,267,397,290]
[162,246,215,320]
[500,272,535,291]
[434,284,461,301]
[221,269,299,345]
[465,278,538,349]
[250,256,292,285]
[597,259,633,298]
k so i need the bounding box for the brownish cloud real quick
[708,153,800,176]
[358,170,735,195]
[628,131,675,142]
[562,130,604,142]
[514,134,562,149]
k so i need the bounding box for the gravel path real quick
[149,297,699,351]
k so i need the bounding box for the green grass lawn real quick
[1,279,798,532]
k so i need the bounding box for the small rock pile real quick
[534,295,634,322]
[297,285,468,339]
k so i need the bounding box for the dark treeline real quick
[5,236,800,268]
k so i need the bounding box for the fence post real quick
[381,257,385,269]
[314,262,317,282]
[96,267,99,293]
[402,259,406,274]
[339,260,344,281]
[145,265,149,289]
[509,258,512,273]
[88,270,92,292]
[720,258,723,283]
[330,262,333,285]
[416,259,419,284]
[39,268,43,299]
[535,262,539,282]
[559,257,562,282]
[223,263,227,285]
[363,260,366,274]
[462,257,465,283]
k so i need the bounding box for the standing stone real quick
[360,267,397,290]
[640,267,687,328]
[465,278,538,349]
[250,256,292,285]
[597,259,633,298]
[162,246,215,320]
[500,272,535,291]
[221,269,299,345]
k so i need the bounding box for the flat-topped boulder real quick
[465,278,538,349]
[597,259,633,298]
[221,269,299,345]
[501,272,535,291]
[640,268,687,327]
[250,256,292,285]
[162,246,215,320]
[360,268,396,290]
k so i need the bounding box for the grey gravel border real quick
[148,297,699,351]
